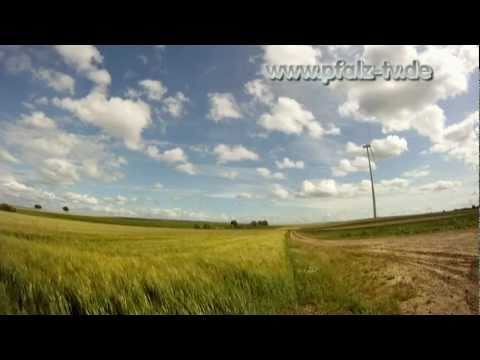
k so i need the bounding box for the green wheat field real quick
[0,207,477,314]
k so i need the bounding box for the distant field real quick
[0,207,477,314]
[16,208,230,229]
[298,208,478,240]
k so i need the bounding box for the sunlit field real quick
[0,211,296,314]
[0,208,477,314]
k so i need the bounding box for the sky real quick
[0,45,478,224]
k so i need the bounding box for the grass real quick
[0,211,296,314]
[285,232,411,314]
[1,207,472,314]
[299,208,478,240]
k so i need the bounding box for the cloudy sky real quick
[0,45,478,223]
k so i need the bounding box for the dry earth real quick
[291,230,479,314]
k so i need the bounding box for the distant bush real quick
[230,220,238,228]
[202,224,212,229]
[250,221,257,227]
[0,203,16,212]
[258,220,269,226]
[34,204,42,209]
[194,224,201,229]
[62,206,69,212]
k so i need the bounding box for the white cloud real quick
[345,135,408,160]
[54,45,111,88]
[53,92,151,150]
[262,45,321,66]
[145,146,196,176]
[245,79,274,105]
[1,114,126,184]
[145,146,187,163]
[138,79,167,101]
[271,184,289,199]
[236,192,255,199]
[333,156,375,177]
[207,93,242,122]
[0,174,58,202]
[336,45,478,146]
[213,144,259,163]
[418,180,463,192]
[258,97,326,138]
[0,147,19,163]
[162,92,189,117]
[379,178,409,189]
[297,178,371,199]
[34,68,75,94]
[153,182,164,190]
[21,111,56,129]
[275,157,304,169]
[402,166,430,178]
[218,170,239,180]
[256,167,285,180]
[41,158,79,185]
[429,111,479,166]
[64,192,99,206]
[176,162,196,175]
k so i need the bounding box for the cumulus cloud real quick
[145,146,187,163]
[64,191,99,206]
[258,97,326,138]
[207,93,242,122]
[218,170,239,180]
[145,145,196,175]
[345,135,408,160]
[21,111,56,129]
[297,178,373,199]
[41,158,79,185]
[262,45,321,66]
[256,167,285,180]
[0,174,58,202]
[176,162,196,175]
[54,45,111,88]
[402,166,430,178]
[418,180,463,192]
[0,147,19,163]
[429,111,479,166]
[138,79,167,101]
[244,79,274,105]
[332,156,376,177]
[53,92,151,150]
[336,45,478,147]
[379,178,409,189]
[275,157,304,169]
[213,144,259,163]
[0,113,127,184]
[271,183,289,199]
[34,68,75,94]
[162,92,189,117]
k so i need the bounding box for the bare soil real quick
[291,229,479,315]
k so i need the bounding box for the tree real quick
[34,204,42,209]
[62,206,69,212]
[250,221,257,227]
[230,220,238,227]
[0,203,16,212]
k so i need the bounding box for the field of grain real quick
[0,208,477,314]
[0,211,296,314]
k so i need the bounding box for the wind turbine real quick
[363,143,377,219]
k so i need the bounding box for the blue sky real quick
[0,45,478,224]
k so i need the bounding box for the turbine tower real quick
[363,144,377,218]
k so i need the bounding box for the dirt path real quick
[290,230,479,315]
